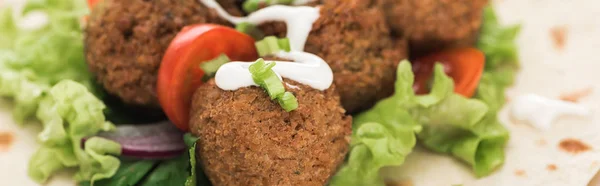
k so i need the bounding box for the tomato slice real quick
[412,47,485,97]
[157,24,258,131]
[87,0,101,10]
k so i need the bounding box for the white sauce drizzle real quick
[285,83,300,90]
[201,0,332,91]
[200,0,320,51]
[215,51,333,91]
[292,0,318,5]
[510,93,591,130]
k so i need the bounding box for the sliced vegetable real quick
[255,36,291,57]
[80,134,209,186]
[199,53,230,81]
[87,121,187,159]
[248,58,299,112]
[157,24,258,131]
[412,47,485,97]
[88,0,102,9]
[249,59,285,99]
[331,61,509,185]
[278,92,298,112]
[243,0,293,13]
[236,22,265,40]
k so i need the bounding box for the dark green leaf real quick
[79,160,157,186]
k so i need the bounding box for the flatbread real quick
[383,0,600,185]
[1,0,599,186]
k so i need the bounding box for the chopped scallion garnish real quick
[235,22,265,40]
[278,92,298,112]
[255,36,291,57]
[242,0,294,13]
[200,54,230,81]
[248,58,298,112]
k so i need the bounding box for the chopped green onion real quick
[278,92,298,112]
[249,58,284,99]
[255,36,291,57]
[242,0,294,13]
[235,22,265,40]
[278,38,291,52]
[200,54,230,81]
[248,58,299,112]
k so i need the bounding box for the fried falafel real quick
[259,0,408,113]
[382,0,488,56]
[85,0,242,107]
[189,79,352,186]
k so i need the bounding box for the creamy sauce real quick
[511,93,591,130]
[292,0,318,5]
[201,0,331,91]
[200,0,320,51]
[215,51,333,91]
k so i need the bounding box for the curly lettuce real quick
[329,61,421,186]
[476,6,521,111]
[27,80,120,183]
[0,0,122,183]
[331,61,509,185]
[0,0,93,90]
[411,65,509,177]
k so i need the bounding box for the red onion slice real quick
[84,121,187,159]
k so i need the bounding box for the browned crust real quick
[190,79,352,186]
[85,0,242,107]
[259,0,408,113]
[383,0,488,56]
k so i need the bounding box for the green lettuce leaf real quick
[28,80,119,183]
[139,157,189,186]
[411,64,509,177]
[0,65,48,124]
[79,160,158,186]
[476,6,521,111]
[0,0,97,104]
[331,61,510,185]
[329,62,421,186]
[0,0,124,183]
[80,134,212,186]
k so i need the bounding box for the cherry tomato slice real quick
[87,0,101,10]
[157,24,258,131]
[412,47,485,97]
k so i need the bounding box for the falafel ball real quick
[382,0,488,56]
[259,0,408,113]
[85,0,242,107]
[190,79,352,186]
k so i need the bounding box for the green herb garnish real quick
[255,36,291,57]
[200,54,230,81]
[235,22,265,40]
[242,0,294,13]
[248,58,298,112]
